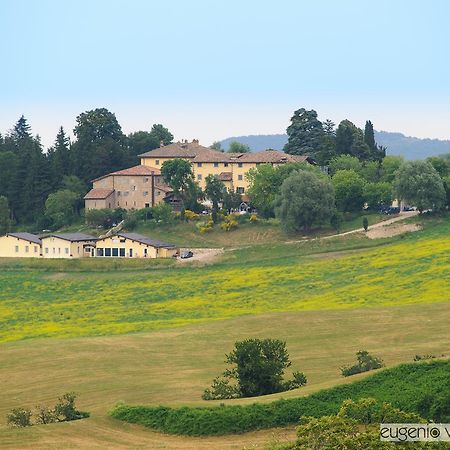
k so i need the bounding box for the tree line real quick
[0,109,174,231]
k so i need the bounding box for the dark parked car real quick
[385,207,400,215]
[180,251,194,259]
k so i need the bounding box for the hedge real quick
[110,359,450,436]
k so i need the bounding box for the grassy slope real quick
[0,215,448,343]
[111,360,450,435]
[1,303,450,448]
[0,214,448,448]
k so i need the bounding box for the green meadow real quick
[0,214,449,449]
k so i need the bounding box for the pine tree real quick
[284,108,324,156]
[48,127,71,189]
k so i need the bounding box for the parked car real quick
[385,207,400,215]
[180,251,194,259]
[403,206,416,211]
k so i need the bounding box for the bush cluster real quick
[6,393,89,428]
[341,350,384,377]
[110,359,450,436]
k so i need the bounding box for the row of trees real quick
[247,154,450,233]
[0,110,174,226]
[284,108,386,165]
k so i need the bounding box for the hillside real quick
[219,131,450,159]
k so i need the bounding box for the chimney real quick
[192,139,199,144]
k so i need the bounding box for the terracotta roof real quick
[218,172,233,181]
[116,233,176,249]
[238,150,316,164]
[155,184,172,193]
[92,165,161,182]
[139,141,231,162]
[84,188,115,200]
[44,233,98,242]
[7,232,41,245]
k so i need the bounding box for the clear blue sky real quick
[1,0,449,147]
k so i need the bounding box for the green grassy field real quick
[0,214,448,448]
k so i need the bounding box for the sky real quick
[1,0,449,148]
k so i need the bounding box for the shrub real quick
[341,350,384,377]
[414,354,436,361]
[202,376,240,400]
[203,338,306,400]
[363,216,369,231]
[34,405,57,424]
[220,214,238,231]
[184,210,200,221]
[7,408,32,427]
[54,392,90,422]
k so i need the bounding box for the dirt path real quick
[177,248,224,264]
[287,211,419,243]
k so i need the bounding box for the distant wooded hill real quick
[219,131,450,159]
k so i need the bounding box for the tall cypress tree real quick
[364,120,376,151]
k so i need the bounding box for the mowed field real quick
[0,215,449,449]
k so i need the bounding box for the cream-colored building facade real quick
[94,233,178,258]
[139,140,316,194]
[41,233,97,259]
[0,233,42,258]
[84,165,170,211]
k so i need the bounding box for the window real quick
[112,248,119,257]
[45,248,49,254]
[53,248,55,254]
[238,174,243,181]
[224,162,229,167]
[144,177,149,183]
[117,191,121,196]
[238,163,243,168]
[155,160,160,165]
[105,248,111,257]
[34,246,38,253]
[97,248,104,257]
[145,203,150,208]
[77,247,80,254]
[197,162,203,167]
[143,191,148,196]
[15,245,19,253]
[58,248,61,254]
[214,162,219,167]
[25,246,29,253]
[65,248,69,254]
[237,187,245,194]
[120,239,126,243]
[197,174,202,181]
[144,248,148,257]
[132,186,136,191]
[119,248,125,257]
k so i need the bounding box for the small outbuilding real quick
[94,232,178,258]
[0,232,42,258]
[41,233,98,258]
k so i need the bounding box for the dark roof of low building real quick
[7,232,41,245]
[218,172,233,181]
[84,188,115,200]
[92,165,161,182]
[45,233,98,242]
[116,232,176,249]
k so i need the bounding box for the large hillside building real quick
[84,140,316,211]
[139,140,315,193]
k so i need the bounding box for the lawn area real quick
[1,303,450,448]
